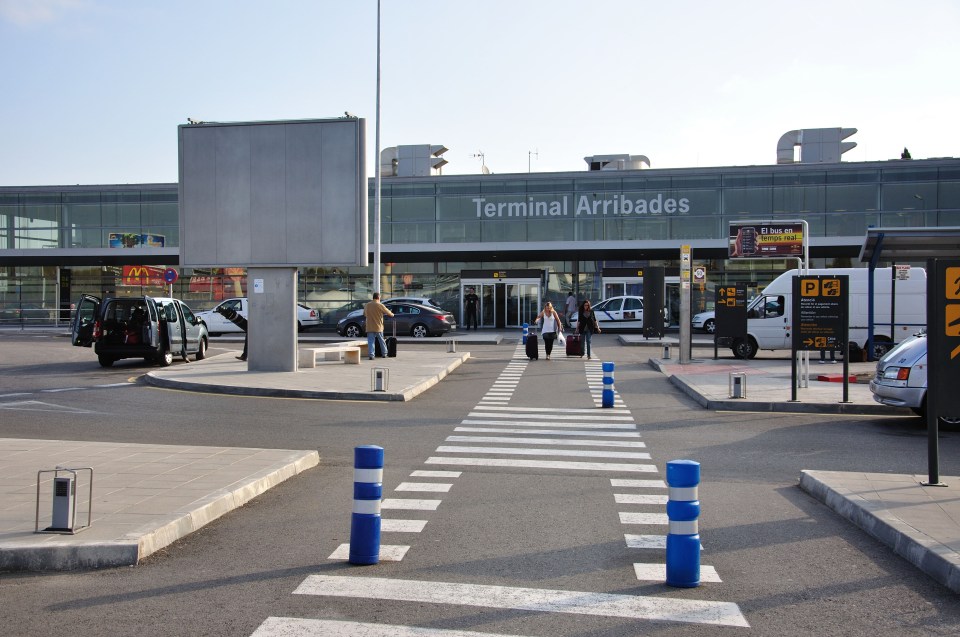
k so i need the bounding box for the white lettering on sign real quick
[472,194,690,219]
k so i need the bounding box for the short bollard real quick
[602,361,615,408]
[666,459,701,588]
[349,445,383,565]
[662,343,671,360]
[522,322,529,345]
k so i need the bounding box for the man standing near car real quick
[364,292,394,360]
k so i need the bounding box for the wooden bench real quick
[299,346,362,368]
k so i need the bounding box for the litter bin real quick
[729,372,747,399]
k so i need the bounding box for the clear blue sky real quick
[2,0,958,186]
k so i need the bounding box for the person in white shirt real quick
[564,292,577,327]
[535,301,563,360]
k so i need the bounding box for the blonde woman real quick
[535,301,563,360]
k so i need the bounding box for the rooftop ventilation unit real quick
[776,128,857,164]
[381,145,448,177]
[584,154,650,171]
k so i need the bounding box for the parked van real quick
[721,267,926,360]
[71,295,209,367]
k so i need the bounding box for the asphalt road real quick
[1,332,959,637]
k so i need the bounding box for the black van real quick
[71,295,209,367]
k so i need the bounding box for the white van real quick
[724,267,926,360]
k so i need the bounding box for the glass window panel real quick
[390,222,435,243]
[390,196,435,222]
[388,182,435,196]
[63,191,102,203]
[142,202,177,226]
[526,179,574,193]
[527,218,573,241]
[574,178,622,192]
[722,188,771,214]
[63,203,101,227]
[20,193,61,205]
[102,203,140,226]
[939,167,960,180]
[826,211,878,237]
[437,221,481,243]
[66,227,104,248]
[881,183,937,211]
[575,219,604,241]
[938,181,960,210]
[141,190,177,202]
[0,193,18,205]
[436,181,479,195]
[772,185,825,213]
[722,173,772,187]
[437,196,481,221]
[480,180,527,194]
[880,210,935,227]
[825,184,877,212]
[672,216,719,240]
[826,170,879,184]
[482,220,526,242]
[621,175,671,189]
[19,204,59,224]
[671,175,721,188]
[881,167,939,182]
[939,210,960,226]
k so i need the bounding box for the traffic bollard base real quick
[349,513,381,565]
[666,533,701,587]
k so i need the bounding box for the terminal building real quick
[1,127,957,329]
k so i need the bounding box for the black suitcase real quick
[386,336,398,358]
[525,331,539,360]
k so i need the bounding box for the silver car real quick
[868,331,957,421]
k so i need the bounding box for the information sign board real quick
[729,222,804,259]
[791,275,848,352]
[928,261,960,418]
[715,283,748,341]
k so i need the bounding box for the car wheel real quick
[195,337,207,361]
[732,337,758,360]
[870,339,891,361]
[345,323,363,338]
[411,323,428,338]
[703,319,716,334]
[158,350,174,367]
[97,355,115,368]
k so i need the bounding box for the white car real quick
[197,297,320,335]
[691,310,717,334]
[569,296,644,331]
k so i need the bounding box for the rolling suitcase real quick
[386,319,398,357]
[525,330,539,360]
[566,332,583,357]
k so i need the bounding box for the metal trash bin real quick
[729,372,747,399]
[35,466,93,534]
[662,344,671,360]
[371,367,389,392]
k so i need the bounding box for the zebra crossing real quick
[257,343,748,634]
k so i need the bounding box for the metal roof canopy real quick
[859,227,960,265]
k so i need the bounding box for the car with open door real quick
[71,295,209,367]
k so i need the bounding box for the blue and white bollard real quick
[602,361,615,408]
[666,459,701,587]
[522,322,529,345]
[349,445,383,565]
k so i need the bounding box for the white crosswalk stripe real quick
[446,435,646,448]
[634,563,722,583]
[426,457,656,472]
[455,426,640,438]
[252,618,534,637]
[293,575,749,627]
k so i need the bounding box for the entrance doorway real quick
[461,275,541,329]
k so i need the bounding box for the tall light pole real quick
[373,0,382,295]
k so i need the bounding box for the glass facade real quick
[1,158,957,325]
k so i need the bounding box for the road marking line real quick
[426,457,656,473]
[411,470,461,478]
[625,534,666,549]
[0,400,95,413]
[396,482,452,493]
[446,436,645,448]
[634,563,721,583]
[381,498,442,511]
[612,479,667,488]
[615,493,668,504]
[251,617,534,637]
[327,544,409,561]
[462,419,636,430]
[293,575,749,627]
[436,446,651,460]
[455,427,640,438]
[472,406,631,415]
[619,512,669,525]
[468,413,634,422]
[381,519,428,533]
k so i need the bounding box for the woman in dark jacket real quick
[576,299,601,359]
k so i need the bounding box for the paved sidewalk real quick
[0,438,318,571]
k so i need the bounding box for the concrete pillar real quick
[247,267,297,372]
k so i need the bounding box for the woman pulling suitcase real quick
[535,301,563,360]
